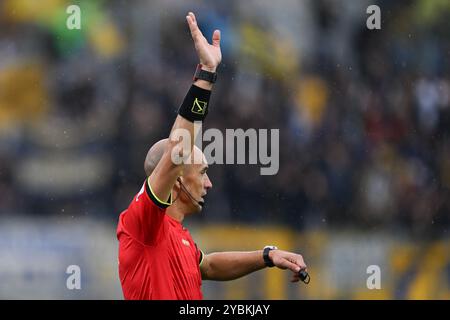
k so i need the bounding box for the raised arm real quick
[148,12,221,202]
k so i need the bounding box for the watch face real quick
[264,245,278,250]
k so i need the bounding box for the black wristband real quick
[178,85,211,122]
[263,246,276,267]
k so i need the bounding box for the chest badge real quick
[182,239,190,247]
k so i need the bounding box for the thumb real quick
[212,29,221,47]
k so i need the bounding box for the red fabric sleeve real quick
[120,179,172,245]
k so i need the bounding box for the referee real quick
[116,12,308,300]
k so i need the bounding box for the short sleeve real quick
[195,243,205,266]
[120,178,172,245]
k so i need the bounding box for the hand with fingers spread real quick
[268,249,309,283]
[186,12,222,72]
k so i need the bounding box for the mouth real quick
[198,194,206,206]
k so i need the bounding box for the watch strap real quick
[263,246,277,267]
[193,64,217,83]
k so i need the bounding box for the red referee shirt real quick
[117,178,204,300]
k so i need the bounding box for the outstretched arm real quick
[148,12,221,201]
[200,249,307,282]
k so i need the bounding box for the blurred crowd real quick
[0,0,449,237]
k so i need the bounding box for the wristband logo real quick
[192,98,207,115]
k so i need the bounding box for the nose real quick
[204,174,212,190]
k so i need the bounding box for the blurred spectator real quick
[0,0,448,238]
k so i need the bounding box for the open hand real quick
[186,12,222,72]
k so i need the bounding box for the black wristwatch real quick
[193,64,217,83]
[263,245,278,267]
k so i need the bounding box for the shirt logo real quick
[182,239,190,247]
[191,98,207,115]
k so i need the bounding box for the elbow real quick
[201,254,220,281]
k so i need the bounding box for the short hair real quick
[144,138,168,176]
[144,139,204,177]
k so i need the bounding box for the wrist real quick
[193,79,213,91]
[199,64,217,73]
[268,249,277,261]
[193,64,217,89]
[263,245,278,268]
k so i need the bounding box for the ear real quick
[171,178,182,202]
[175,177,182,189]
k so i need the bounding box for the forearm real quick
[153,66,215,194]
[168,67,215,153]
[202,251,265,281]
[149,79,213,201]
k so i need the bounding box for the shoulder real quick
[145,177,173,209]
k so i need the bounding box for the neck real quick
[166,196,186,223]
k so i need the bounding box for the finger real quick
[279,259,301,273]
[212,29,221,47]
[294,256,307,270]
[291,272,300,282]
[186,15,196,32]
[188,11,197,23]
[186,13,202,40]
[189,12,197,24]
[188,12,199,33]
